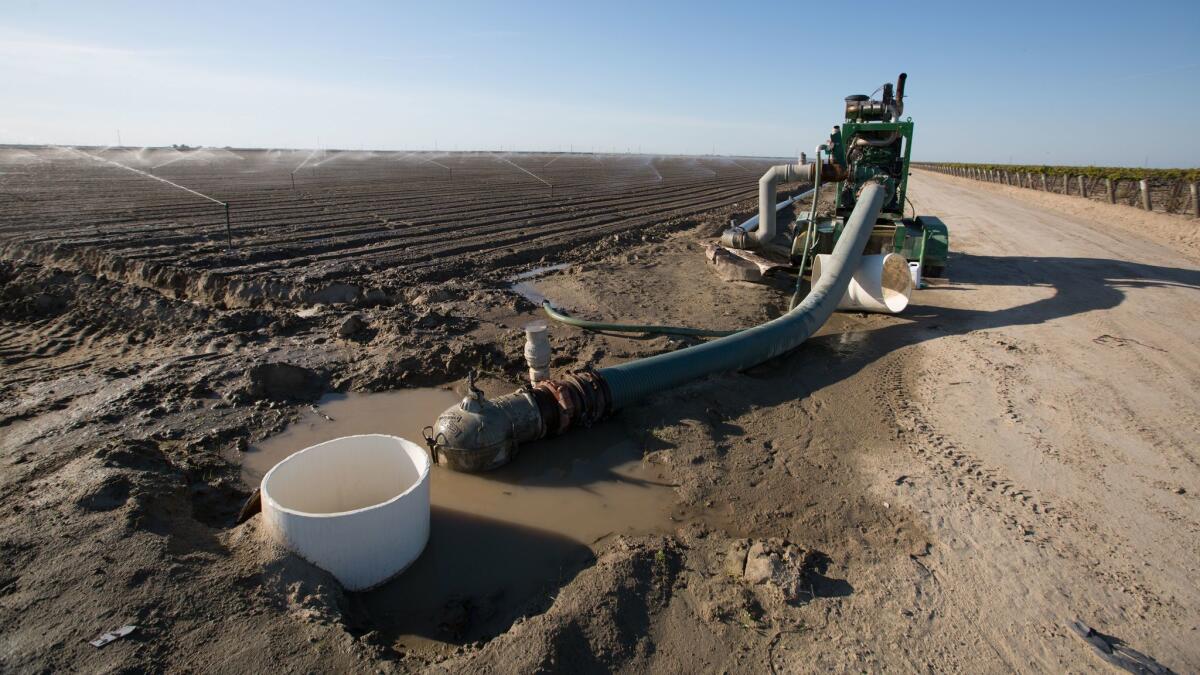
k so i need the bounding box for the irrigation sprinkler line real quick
[152,151,190,170]
[66,147,224,205]
[421,156,452,170]
[293,148,320,173]
[646,159,664,182]
[543,154,563,168]
[493,153,553,189]
[67,146,235,252]
[397,152,452,178]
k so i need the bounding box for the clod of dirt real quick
[242,363,326,402]
[94,439,170,472]
[309,283,361,306]
[337,314,367,338]
[362,289,391,306]
[724,539,750,577]
[741,538,814,602]
[76,474,133,512]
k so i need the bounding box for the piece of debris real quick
[236,487,262,524]
[89,624,136,648]
[1069,619,1174,674]
[1093,334,1168,353]
[704,243,778,282]
[337,314,366,338]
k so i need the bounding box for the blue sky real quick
[2,0,1197,166]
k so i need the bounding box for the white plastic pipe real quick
[739,187,816,233]
[524,320,551,383]
[260,434,430,591]
[812,252,913,313]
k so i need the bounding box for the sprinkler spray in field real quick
[66,147,235,251]
[494,154,555,195]
[396,152,453,180]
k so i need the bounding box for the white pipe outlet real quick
[812,252,913,314]
[260,434,431,591]
[524,320,551,383]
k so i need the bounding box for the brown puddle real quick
[242,387,677,650]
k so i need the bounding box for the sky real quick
[1,0,1197,167]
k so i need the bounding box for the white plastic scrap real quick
[89,624,136,648]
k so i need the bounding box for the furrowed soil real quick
[1,149,1198,673]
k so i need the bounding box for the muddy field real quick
[0,147,780,308]
[1,151,1198,673]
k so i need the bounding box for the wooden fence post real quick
[1139,179,1152,211]
[1078,175,1087,198]
[1040,173,1048,191]
[1062,175,1070,194]
[1105,178,1115,204]
[1191,183,1199,218]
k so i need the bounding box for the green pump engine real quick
[715,72,949,288]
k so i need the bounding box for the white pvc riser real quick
[260,434,430,591]
[813,252,913,314]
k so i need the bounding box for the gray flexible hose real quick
[598,182,887,409]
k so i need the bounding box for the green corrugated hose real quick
[541,301,737,338]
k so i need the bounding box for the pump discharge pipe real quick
[425,181,889,472]
[720,161,846,250]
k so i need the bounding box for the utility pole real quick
[117,130,122,147]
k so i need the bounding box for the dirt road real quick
[860,171,1200,671]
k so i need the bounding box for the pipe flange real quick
[562,369,611,427]
[534,379,577,435]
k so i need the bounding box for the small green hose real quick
[541,301,737,338]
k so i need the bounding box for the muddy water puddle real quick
[243,387,677,649]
